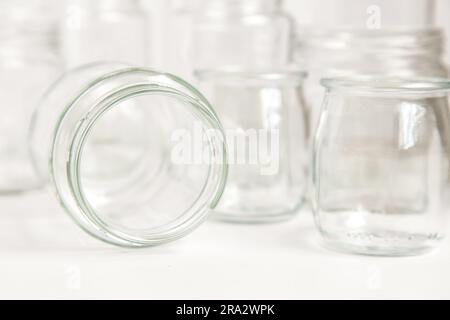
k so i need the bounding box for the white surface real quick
[0,190,450,300]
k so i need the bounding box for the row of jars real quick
[1,0,450,256]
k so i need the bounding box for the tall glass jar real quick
[0,0,62,192]
[314,77,450,256]
[29,63,227,247]
[189,0,293,75]
[196,69,307,223]
[61,0,148,67]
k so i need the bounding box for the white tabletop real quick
[0,190,449,300]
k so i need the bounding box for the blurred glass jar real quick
[285,0,435,30]
[196,69,307,223]
[191,0,293,72]
[61,0,148,67]
[29,63,227,247]
[297,29,449,136]
[313,77,450,256]
[0,0,62,192]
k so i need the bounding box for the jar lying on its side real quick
[196,69,308,223]
[29,63,227,247]
[313,77,450,256]
[190,0,294,71]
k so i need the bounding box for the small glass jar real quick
[313,77,450,256]
[29,63,227,247]
[0,0,62,192]
[190,0,293,73]
[61,0,148,67]
[196,69,307,223]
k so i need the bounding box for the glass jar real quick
[285,0,435,30]
[29,63,227,247]
[190,0,293,73]
[196,69,307,223]
[0,0,62,192]
[158,0,194,79]
[61,0,148,67]
[297,29,449,137]
[313,77,450,256]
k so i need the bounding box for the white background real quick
[0,0,450,300]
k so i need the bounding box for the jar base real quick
[320,229,444,257]
[212,208,301,224]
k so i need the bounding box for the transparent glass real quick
[196,69,307,223]
[190,0,293,72]
[285,0,435,30]
[0,0,62,192]
[297,29,448,139]
[61,0,148,67]
[313,77,450,256]
[29,63,227,247]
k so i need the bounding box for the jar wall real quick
[313,80,450,256]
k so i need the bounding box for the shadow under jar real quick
[29,63,227,247]
[196,70,308,223]
[313,77,450,256]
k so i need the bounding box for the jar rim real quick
[321,76,450,94]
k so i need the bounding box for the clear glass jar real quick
[0,0,62,192]
[313,77,450,256]
[29,63,227,247]
[196,69,307,223]
[190,0,293,72]
[297,29,449,136]
[61,0,148,67]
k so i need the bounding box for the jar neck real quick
[193,0,281,16]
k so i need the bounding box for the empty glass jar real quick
[0,0,62,192]
[313,77,450,256]
[61,0,148,67]
[196,69,307,223]
[29,63,227,247]
[285,0,435,30]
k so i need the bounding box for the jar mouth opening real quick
[321,77,450,94]
[195,68,307,83]
[51,67,228,247]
